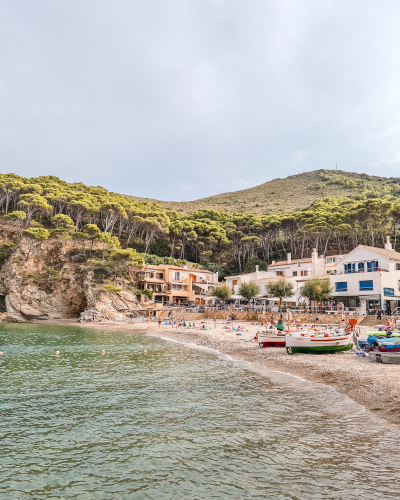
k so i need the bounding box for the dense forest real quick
[1,172,400,277]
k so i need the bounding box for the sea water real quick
[1,324,399,500]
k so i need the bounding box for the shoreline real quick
[30,318,400,428]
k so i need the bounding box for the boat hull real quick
[258,333,287,348]
[259,340,286,348]
[286,335,353,355]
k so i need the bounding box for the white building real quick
[267,250,325,277]
[225,266,276,302]
[329,240,400,313]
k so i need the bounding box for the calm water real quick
[1,324,400,500]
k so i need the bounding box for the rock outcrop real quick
[0,239,141,322]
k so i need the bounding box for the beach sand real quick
[32,318,400,427]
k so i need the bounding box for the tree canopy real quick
[2,173,400,277]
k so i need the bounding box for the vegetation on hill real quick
[128,169,400,215]
[1,171,400,278]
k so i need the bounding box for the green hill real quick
[128,169,400,214]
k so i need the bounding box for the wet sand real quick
[33,318,400,427]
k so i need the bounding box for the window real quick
[232,280,237,286]
[359,280,373,291]
[396,263,400,271]
[292,271,297,276]
[358,262,365,272]
[301,270,308,276]
[173,272,181,281]
[326,256,338,264]
[276,271,284,276]
[335,282,348,292]
[367,261,378,272]
[344,263,355,274]
[157,273,164,279]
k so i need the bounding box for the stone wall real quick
[203,310,364,325]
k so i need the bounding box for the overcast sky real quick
[0,1,399,201]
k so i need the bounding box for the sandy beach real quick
[32,318,400,428]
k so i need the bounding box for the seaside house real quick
[158,264,194,305]
[135,265,169,305]
[267,250,325,277]
[225,266,276,302]
[186,267,219,305]
[328,239,400,313]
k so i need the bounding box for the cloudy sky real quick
[0,0,399,200]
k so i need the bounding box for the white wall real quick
[337,247,390,273]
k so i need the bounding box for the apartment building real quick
[329,241,400,313]
[187,268,219,305]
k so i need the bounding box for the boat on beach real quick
[285,331,353,355]
[258,331,288,348]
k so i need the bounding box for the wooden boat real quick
[285,331,353,354]
[358,336,400,353]
[258,331,287,348]
[365,330,400,338]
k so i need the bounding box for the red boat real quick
[258,332,287,347]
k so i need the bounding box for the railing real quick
[339,268,389,275]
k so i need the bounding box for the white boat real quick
[285,331,353,354]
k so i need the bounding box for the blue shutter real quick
[335,282,348,292]
[359,280,373,291]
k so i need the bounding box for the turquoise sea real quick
[1,324,400,499]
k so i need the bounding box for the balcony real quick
[339,268,389,275]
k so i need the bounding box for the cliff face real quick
[0,239,140,322]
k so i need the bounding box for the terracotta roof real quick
[158,264,187,270]
[255,277,283,283]
[358,245,400,261]
[267,258,313,267]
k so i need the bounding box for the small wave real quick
[159,336,233,360]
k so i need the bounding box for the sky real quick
[0,0,399,201]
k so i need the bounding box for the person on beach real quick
[158,317,161,327]
[377,309,382,322]
[214,320,216,329]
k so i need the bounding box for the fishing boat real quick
[358,335,400,353]
[365,330,400,338]
[258,331,287,348]
[285,331,353,354]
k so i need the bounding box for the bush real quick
[102,284,123,293]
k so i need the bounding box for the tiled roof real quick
[267,258,312,267]
[359,245,400,261]
[158,264,187,270]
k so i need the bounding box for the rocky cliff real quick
[0,237,141,322]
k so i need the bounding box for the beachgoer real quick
[158,317,161,327]
[377,309,382,321]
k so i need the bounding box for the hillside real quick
[127,169,400,214]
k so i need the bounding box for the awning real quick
[193,283,208,291]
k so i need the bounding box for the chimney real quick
[287,252,291,264]
[385,236,392,250]
[255,265,259,280]
[311,248,318,276]
[271,260,275,265]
